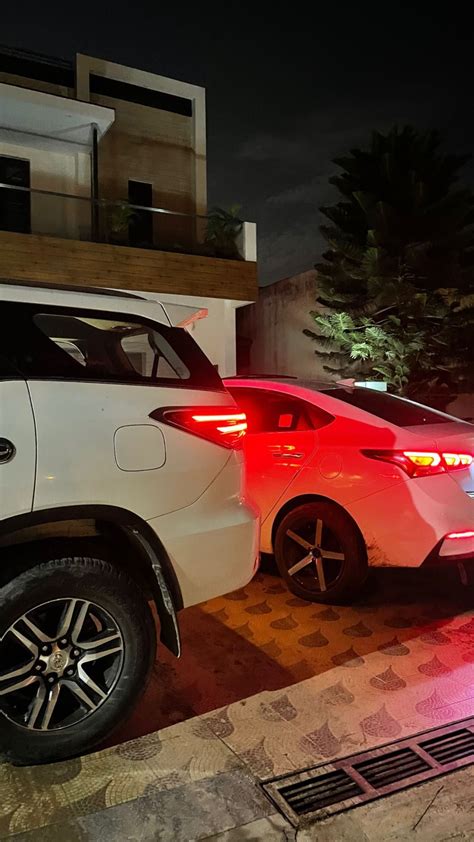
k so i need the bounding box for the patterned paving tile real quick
[2,565,474,837]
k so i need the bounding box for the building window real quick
[128,180,153,247]
[89,74,192,117]
[0,156,31,234]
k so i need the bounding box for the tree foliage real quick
[305,126,474,395]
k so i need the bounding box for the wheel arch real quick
[270,493,367,557]
[0,505,182,656]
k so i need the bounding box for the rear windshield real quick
[322,388,453,427]
[0,302,223,391]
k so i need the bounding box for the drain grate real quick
[353,746,430,788]
[279,768,362,814]
[420,728,474,764]
[262,716,474,825]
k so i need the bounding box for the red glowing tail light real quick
[362,449,473,478]
[150,406,247,448]
[446,530,474,539]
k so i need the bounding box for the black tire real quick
[0,555,156,765]
[274,501,367,604]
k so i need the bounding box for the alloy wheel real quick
[283,516,345,593]
[0,598,124,731]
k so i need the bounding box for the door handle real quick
[273,451,304,459]
[0,438,15,464]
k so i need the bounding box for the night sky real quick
[3,3,474,285]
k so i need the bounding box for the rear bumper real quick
[147,454,260,607]
[423,532,474,565]
[347,474,474,569]
[439,532,474,558]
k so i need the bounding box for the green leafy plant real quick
[204,205,243,259]
[305,126,474,396]
[105,202,136,240]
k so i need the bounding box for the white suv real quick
[0,281,259,764]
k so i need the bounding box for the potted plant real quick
[105,202,136,245]
[204,205,243,259]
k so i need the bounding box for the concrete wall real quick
[0,71,72,99]
[76,54,206,250]
[237,269,325,377]
[237,269,473,422]
[0,140,91,239]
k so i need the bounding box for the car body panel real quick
[148,452,260,607]
[0,282,171,325]
[226,378,474,567]
[30,381,233,519]
[0,380,36,518]
[243,430,317,523]
[0,287,259,616]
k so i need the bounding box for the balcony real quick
[0,183,258,302]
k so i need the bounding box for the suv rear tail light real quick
[362,449,473,478]
[150,407,247,449]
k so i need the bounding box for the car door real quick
[0,355,36,519]
[228,387,317,523]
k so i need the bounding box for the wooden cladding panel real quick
[0,231,257,301]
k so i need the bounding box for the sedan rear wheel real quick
[274,502,367,603]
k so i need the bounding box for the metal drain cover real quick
[262,716,474,825]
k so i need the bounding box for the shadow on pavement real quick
[109,562,473,746]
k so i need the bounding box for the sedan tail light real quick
[362,449,473,478]
[150,407,247,449]
[446,530,474,539]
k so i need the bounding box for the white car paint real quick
[0,380,36,518]
[225,378,474,568]
[29,380,233,519]
[150,452,259,606]
[1,282,259,609]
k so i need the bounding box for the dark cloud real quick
[210,90,474,284]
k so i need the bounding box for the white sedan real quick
[225,378,474,603]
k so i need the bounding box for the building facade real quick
[0,46,257,374]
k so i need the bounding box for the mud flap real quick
[127,528,181,657]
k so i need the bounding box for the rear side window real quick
[0,303,223,390]
[323,388,452,427]
[227,387,333,433]
[0,352,22,379]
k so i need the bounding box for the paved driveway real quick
[3,562,474,840]
[112,561,474,749]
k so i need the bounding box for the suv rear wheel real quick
[0,555,156,764]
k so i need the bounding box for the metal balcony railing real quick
[0,182,257,262]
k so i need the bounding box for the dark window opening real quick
[322,388,454,427]
[227,387,333,434]
[0,46,74,87]
[0,156,31,234]
[89,74,192,117]
[128,180,153,247]
[0,303,223,391]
